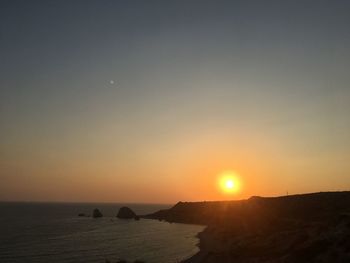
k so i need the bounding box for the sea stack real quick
[117,206,137,219]
[92,208,103,218]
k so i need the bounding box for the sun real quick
[218,171,241,194]
[225,179,234,189]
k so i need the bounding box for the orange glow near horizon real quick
[218,171,242,195]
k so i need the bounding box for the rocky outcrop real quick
[93,208,103,218]
[117,206,137,219]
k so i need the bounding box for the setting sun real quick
[218,171,241,194]
[225,179,234,189]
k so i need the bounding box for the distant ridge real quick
[144,191,350,225]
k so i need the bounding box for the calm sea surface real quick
[0,202,205,263]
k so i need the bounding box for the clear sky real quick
[1,0,350,203]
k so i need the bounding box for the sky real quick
[1,0,350,203]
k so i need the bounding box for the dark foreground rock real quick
[117,206,137,219]
[93,208,103,218]
[183,213,350,263]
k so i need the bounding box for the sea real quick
[0,202,205,263]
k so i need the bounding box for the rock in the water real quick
[117,206,137,219]
[93,208,103,218]
[78,213,86,217]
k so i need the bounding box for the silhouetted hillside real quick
[145,191,350,226]
[144,191,350,263]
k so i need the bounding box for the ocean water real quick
[0,202,205,263]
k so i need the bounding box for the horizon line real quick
[1,190,349,205]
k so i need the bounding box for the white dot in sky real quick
[110,80,115,85]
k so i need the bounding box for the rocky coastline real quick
[81,191,350,262]
[144,191,350,263]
